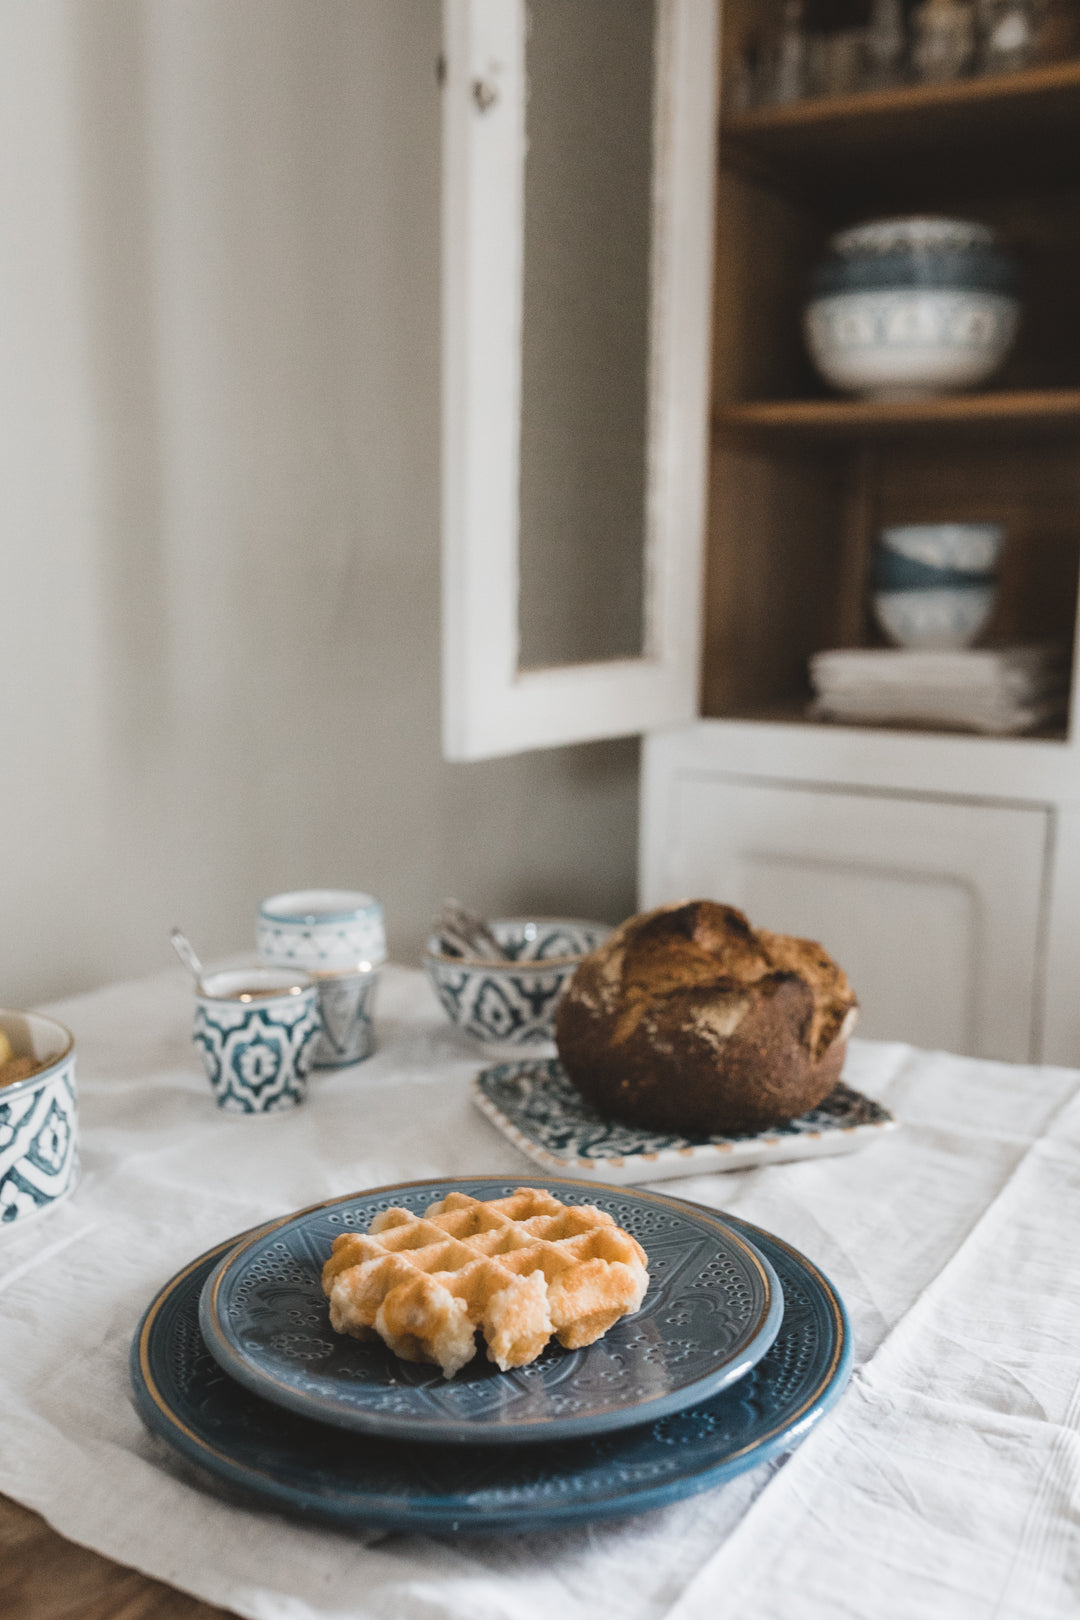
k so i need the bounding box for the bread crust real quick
[554,901,857,1136]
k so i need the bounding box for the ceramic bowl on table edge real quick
[0,1010,77,1228]
[196,1175,783,1444]
[472,1057,897,1185]
[130,1208,852,1535]
[193,967,321,1114]
[423,918,611,1044]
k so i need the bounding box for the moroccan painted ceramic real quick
[879,522,1006,574]
[193,968,320,1114]
[0,1011,77,1228]
[131,1210,852,1532]
[198,1176,783,1444]
[307,967,379,1068]
[805,289,1019,398]
[872,584,997,649]
[473,1058,896,1185]
[423,918,611,1044]
[805,216,1020,398]
[832,217,995,256]
[256,889,387,974]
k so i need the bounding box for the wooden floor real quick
[0,1495,235,1620]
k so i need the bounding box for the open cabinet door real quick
[441,0,718,761]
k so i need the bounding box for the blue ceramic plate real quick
[197,1178,783,1444]
[131,1208,851,1534]
[474,1060,896,1185]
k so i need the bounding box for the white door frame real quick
[441,0,719,760]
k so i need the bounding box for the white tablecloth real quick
[2,965,1079,1620]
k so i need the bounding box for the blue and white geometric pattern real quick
[194,994,320,1113]
[311,970,378,1068]
[0,1055,78,1226]
[473,1059,897,1185]
[423,920,610,1045]
[257,893,386,973]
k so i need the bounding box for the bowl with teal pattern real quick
[423,918,611,1045]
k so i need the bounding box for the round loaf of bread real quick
[554,900,858,1136]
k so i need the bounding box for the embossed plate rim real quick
[131,1209,851,1533]
[197,1176,784,1444]
[472,1058,898,1185]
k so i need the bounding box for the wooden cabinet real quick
[441,3,1080,1063]
[639,18,1080,1066]
[641,747,1049,1060]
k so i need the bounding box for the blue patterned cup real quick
[423,918,611,1045]
[256,890,385,1067]
[193,968,321,1114]
[0,1011,78,1228]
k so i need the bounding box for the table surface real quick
[3,964,1080,1620]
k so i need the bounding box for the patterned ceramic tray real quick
[197,1178,783,1444]
[131,1210,851,1535]
[473,1059,896,1185]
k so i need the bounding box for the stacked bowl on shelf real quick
[871,521,1005,649]
[804,216,1021,398]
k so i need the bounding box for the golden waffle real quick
[322,1187,649,1378]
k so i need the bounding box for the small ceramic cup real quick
[257,890,386,1068]
[193,967,320,1113]
[0,1010,78,1228]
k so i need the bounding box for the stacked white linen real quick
[809,643,1069,733]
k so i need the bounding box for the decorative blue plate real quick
[131,1208,851,1534]
[474,1060,897,1184]
[197,1178,783,1444]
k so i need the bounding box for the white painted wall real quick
[0,0,639,1006]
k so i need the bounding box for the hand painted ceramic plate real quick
[474,1059,897,1185]
[132,1210,851,1534]
[197,1177,783,1444]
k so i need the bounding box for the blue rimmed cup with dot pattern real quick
[194,967,321,1113]
[423,918,611,1045]
[256,890,386,1068]
[0,1010,78,1228]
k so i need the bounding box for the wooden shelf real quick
[715,389,1080,442]
[721,59,1080,201]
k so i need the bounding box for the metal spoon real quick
[432,900,509,961]
[170,927,207,993]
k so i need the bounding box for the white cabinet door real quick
[642,773,1050,1062]
[441,0,717,759]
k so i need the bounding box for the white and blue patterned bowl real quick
[0,1011,78,1228]
[804,288,1020,398]
[193,968,321,1114]
[423,918,611,1045]
[880,522,1006,575]
[257,890,386,974]
[872,584,997,650]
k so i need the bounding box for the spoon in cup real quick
[170,927,207,994]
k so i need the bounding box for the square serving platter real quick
[473,1058,896,1185]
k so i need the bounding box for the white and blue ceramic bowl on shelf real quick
[804,215,1020,398]
[871,520,1003,649]
[193,967,321,1113]
[872,585,998,650]
[0,1010,78,1228]
[879,522,1006,575]
[423,918,611,1045]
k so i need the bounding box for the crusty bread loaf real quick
[554,900,857,1136]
